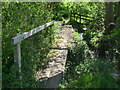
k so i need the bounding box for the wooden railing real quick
[12,21,54,80]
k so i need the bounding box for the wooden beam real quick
[12,21,54,45]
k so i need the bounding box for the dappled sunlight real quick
[2,2,120,88]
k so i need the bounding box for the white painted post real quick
[16,42,22,80]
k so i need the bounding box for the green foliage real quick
[66,74,118,88]
[2,2,120,88]
[59,2,120,89]
[61,57,118,88]
[66,75,93,88]
[72,31,89,60]
[55,2,105,50]
[99,17,120,60]
[52,2,70,21]
[60,31,119,88]
[104,19,120,73]
[2,2,57,88]
[61,31,89,86]
[76,58,113,75]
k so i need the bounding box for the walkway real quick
[35,24,74,88]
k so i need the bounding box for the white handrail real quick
[12,21,54,80]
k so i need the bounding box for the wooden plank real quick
[12,21,54,45]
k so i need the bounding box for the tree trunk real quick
[105,2,114,30]
[98,2,114,58]
[117,2,120,18]
[115,2,120,20]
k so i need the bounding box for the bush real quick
[66,74,118,88]
[60,31,119,88]
[75,58,113,75]
[61,58,119,88]
[2,2,56,88]
[61,31,90,85]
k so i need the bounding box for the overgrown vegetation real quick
[60,30,120,88]
[2,2,120,88]
[59,2,120,88]
[2,2,57,88]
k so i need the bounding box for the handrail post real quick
[14,42,22,80]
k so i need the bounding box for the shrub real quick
[2,2,56,88]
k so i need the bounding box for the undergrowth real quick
[60,31,119,88]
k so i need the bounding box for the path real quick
[35,24,74,88]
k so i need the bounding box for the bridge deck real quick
[35,24,74,88]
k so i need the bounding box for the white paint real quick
[17,43,22,80]
[12,21,54,45]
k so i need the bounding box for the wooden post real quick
[17,43,22,80]
[14,42,22,80]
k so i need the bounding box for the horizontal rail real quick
[12,21,54,45]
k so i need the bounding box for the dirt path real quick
[35,24,74,88]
